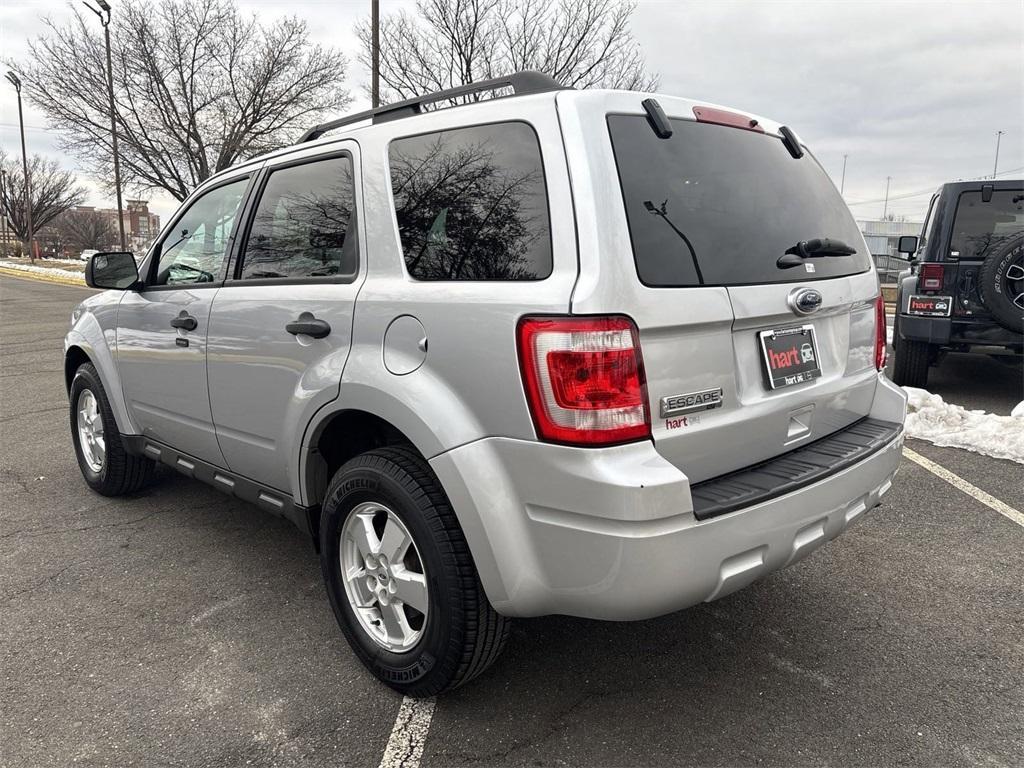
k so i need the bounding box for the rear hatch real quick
[604,107,881,483]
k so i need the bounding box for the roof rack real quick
[298,70,569,143]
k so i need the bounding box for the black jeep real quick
[891,179,1023,387]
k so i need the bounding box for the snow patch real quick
[903,387,1024,464]
[0,261,85,282]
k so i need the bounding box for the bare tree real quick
[55,209,118,253]
[0,152,87,255]
[16,0,349,202]
[357,0,657,102]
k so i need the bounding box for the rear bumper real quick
[898,314,1023,349]
[432,375,907,620]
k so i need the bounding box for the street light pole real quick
[840,154,848,195]
[0,168,8,259]
[993,130,1004,178]
[5,71,34,263]
[371,0,380,108]
[882,176,892,220]
[84,0,127,251]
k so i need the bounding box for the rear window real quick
[950,190,1024,261]
[607,115,870,287]
[389,121,552,281]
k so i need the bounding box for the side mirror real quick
[85,251,139,290]
[897,235,918,255]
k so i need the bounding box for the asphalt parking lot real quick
[2,274,1022,768]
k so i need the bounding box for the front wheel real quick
[69,362,154,496]
[319,446,510,697]
[890,317,932,388]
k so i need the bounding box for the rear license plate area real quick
[759,325,822,390]
[907,295,952,317]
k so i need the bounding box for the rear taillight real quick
[919,263,945,291]
[517,316,651,446]
[874,295,887,371]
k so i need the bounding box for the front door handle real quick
[285,312,331,339]
[170,312,198,331]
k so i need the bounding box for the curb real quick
[0,266,87,287]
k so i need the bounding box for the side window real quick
[154,178,248,286]
[388,122,552,281]
[238,155,357,280]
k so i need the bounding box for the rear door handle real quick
[170,312,198,331]
[285,312,331,339]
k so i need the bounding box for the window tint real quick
[950,190,1024,261]
[239,156,357,280]
[389,122,551,281]
[154,178,248,286]
[608,116,870,286]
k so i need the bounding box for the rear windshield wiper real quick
[777,237,857,268]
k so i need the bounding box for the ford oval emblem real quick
[788,287,823,316]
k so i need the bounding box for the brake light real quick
[919,263,945,291]
[517,316,651,446]
[874,295,887,371]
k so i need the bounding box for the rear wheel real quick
[891,317,932,388]
[70,363,154,496]
[319,446,510,696]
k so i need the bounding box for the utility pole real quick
[371,0,380,108]
[993,130,1004,178]
[5,71,34,263]
[0,168,8,259]
[882,176,892,220]
[84,0,127,251]
[83,0,125,249]
[840,154,848,195]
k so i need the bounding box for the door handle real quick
[285,312,331,339]
[170,312,198,331]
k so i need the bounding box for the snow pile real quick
[0,261,85,283]
[903,387,1024,464]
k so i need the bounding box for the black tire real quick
[978,233,1024,333]
[319,446,510,697]
[69,362,154,496]
[891,316,932,388]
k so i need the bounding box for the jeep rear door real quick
[561,92,882,484]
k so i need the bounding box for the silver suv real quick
[65,72,907,696]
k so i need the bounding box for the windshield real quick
[949,190,1024,261]
[607,115,870,287]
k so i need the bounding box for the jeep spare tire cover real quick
[979,233,1024,332]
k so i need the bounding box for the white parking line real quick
[378,696,436,768]
[903,447,1024,528]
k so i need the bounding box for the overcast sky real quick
[1,0,1021,223]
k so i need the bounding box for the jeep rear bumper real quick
[898,314,1023,349]
[431,376,907,620]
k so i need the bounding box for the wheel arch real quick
[63,335,137,436]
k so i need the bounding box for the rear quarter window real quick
[388,121,552,281]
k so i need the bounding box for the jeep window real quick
[388,122,552,281]
[238,155,357,280]
[949,190,1024,261]
[154,178,248,286]
[608,115,869,286]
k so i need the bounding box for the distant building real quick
[73,200,162,253]
[857,218,922,257]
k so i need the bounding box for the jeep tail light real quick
[517,316,651,446]
[874,295,887,371]
[919,263,945,291]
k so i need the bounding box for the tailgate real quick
[596,99,881,482]
[643,273,880,483]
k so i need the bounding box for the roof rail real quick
[298,70,569,143]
